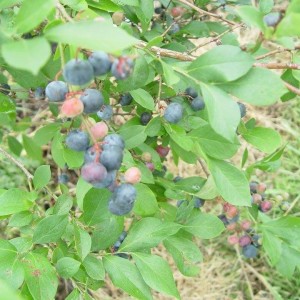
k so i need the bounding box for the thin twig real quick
[198,159,209,178]
[56,2,74,22]
[255,46,300,60]
[284,194,300,216]
[135,41,195,61]
[235,245,255,299]
[254,62,300,70]
[188,24,242,54]
[0,146,33,179]
[283,81,300,96]
[177,0,236,26]
[245,262,279,298]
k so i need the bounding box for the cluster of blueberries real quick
[219,203,262,259]
[43,51,142,216]
[67,129,140,216]
[250,181,272,213]
[44,51,134,118]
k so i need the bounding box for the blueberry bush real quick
[0,0,300,299]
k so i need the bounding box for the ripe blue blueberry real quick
[100,146,123,171]
[93,170,117,188]
[193,197,204,208]
[120,93,133,106]
[97,105,113,120]
[88,51,112,76]
[58,173,69,184]
[191,96,205,111]
[263,12,281,27]
[242,244,258,258]
[111,57,134,80]
[164,102,183,123]
[108,183,137,216]
[65,130,89,152]
[173,176,182,182]
[140,112,152,125]
[238,102,246,118]
[63,59,94,86]
[80,89,104,114]
[34,87,45,100]
[169,23,180,34]
[185,87,198,98]
[45,81,68,102]
[103,134,125,151]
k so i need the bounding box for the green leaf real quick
[220,68,287,106]
[91,217,124,251]
[120,218,182,252]
[183,212,225,239]
[14,0,55,34]
[188,45,254,83]
[161,61,180,86]
[53,194,73,215]
[119,125,147,149]
[56,257,81,278]
[33,165,51,190]
[9,211,33,227]
[74,224,91,261]
[0,279,24,300]
[130,89,155,110]
[45,20,137,52]
[259,0,274,14]
[23,135,43,161]
[76,177,92,210]
[51,132,66,168]
[33,123,60,146]
[83,255,105,281]
[65,289,81,300]
[189,125,240,159]
[63,148,84,169]
[276,13,300,37]
[242,127,282,153]
[0,0,22,10]
[133,252,180,299]
[276,244,300,278]
[103,255,152,300]
[0,189,33,216]
[1,38,51,75]
[22,252,58,300]
[174,176,205,194]
[83,188,111,226]
[33,214,68,244]
[260,216,300,246]
[237,6,266,31]
[0,240,24,289]
[164,236,202,277]
[208,158,251,206]
[133,183,159,216]
[200,83,240,141]
[7,136,22,156]
[261,231,282,266]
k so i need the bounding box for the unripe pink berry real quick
[260,200,272,213]
[257,182,267,194]
[124,167,142,184]
[227,223,237,231]
[239,235,251,247]
[156,145,170,158]
[241,220,252,231]
[61,98,84,117]
[171,7,184,17]
[145,162,154,172]
[252,193,262,204]
[90,122,108,140]
[228,235,239,245]
[225,205,238,218]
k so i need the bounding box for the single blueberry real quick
[65,130,90,152]
[63,59,94,86]
[88,51,112,76]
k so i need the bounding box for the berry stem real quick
[81,116,98,145]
